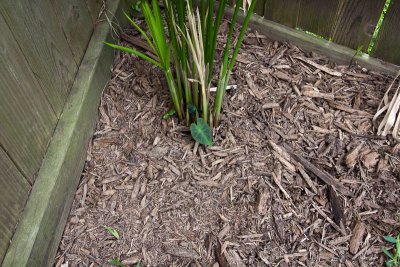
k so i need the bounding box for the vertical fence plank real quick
[264,0,300,28]
[297,0,341,39]
[0,148,31,264]
[331,0,386,52]
[0,14,57,182]
[254,0,265,17]
[86,0,103,24]
[0,0,77,115]
[372,0,400,66]
[51,0,94,65]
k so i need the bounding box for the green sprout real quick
[103,225,120,239]
[349,45,363,67]
[382,233,400,267]
[108,258,125,267]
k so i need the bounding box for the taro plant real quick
[383,233,400,267]
[105,0,257,145]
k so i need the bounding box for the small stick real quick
[283,144,352,196]
[294,56,342,77]
[312,203,347,236]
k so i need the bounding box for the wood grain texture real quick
[0,0,77,115]
[2,0,127,265]
[254,0,265,17]
[51,0,94,64]
[264,0,300,28]
[223,6,400,76]
[297,0,340,39]
[0,14,57,182]
[0,149,31,264]
[86,0,103,24]
[371,0,400,65]
[331,0,386,51]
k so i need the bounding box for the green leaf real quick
[162,109,176,120]
[386,259,395,267]
[108,258,125,267]
[123,12,156,54]
[104,42,162,69]
[190,118,213,146]
[385,236,398,244]
[103,225,120,239]
[383,247,394,259]
[188,103,197,116]
[132,1,142,12]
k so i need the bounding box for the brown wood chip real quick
[164,245,200,259]
[349,222,366,254]
[224,250,246,267]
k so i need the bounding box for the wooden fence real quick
[250,0,400,65]
[0,0,102,263]
[0,0,399,265]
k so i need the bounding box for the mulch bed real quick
[56,19,400,267]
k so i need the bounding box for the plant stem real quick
[165,69,183,120]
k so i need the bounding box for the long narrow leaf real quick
[123,12,156,54]
[229,0,257,71]
[104,42,162,68]
[208,0,227,82]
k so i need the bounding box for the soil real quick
[56,20,400,267]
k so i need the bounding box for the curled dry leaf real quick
[373,71,400,141]
[361,152,380,170]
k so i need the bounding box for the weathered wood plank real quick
[86,0,103,24]
[2,0,127,266]
[0,0,77,115]
[331,0,386,52]
[0,149,31,264]
[0,14,57,182]
[51,0,94,64]
[264,0,300,28]
[254,0,265,17]
[297,0,340,39]
[223,6,400,76]
[371,0,400,65]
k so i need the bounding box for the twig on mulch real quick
[294,56,343,77]
[120,32,158,61]
[312,203,347,236]
[283,144,352,196]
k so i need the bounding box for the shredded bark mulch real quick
[56,21,400,267]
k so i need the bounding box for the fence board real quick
[254,0,265,17]
[297,0,340,39]
[371,0,400,65]
[264,0,300,28]
[86,0,103,24]
[0,148,31,264]
[0,0,77,115]
[0,14,57,182]
[51,0,94,65]
[331,0,386,52]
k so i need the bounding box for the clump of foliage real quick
[382,233,400,267]
[106,0,256,145]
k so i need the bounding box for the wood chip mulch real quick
[56,21,400,267]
